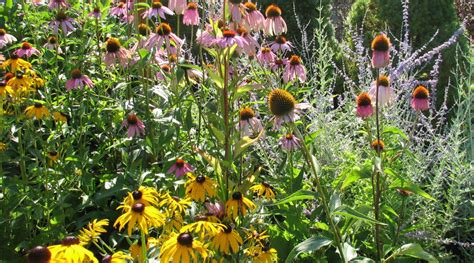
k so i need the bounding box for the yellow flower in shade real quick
[159,193,192,214]
[211,225,243,254]
[1,54,32,73]
[102,251,132,263]
[180,215,225,239]
[250,182,276,200]
[245,245,278,263]
[53,111,69,123]
[47,151,59,162]
[78,219,109,245]
[130,238,159,262]
[0,142,6,152]
[185,173,217,202]
[225,191,256,219]
[244,227,270,247]
[160,232,208,262]
[0,81,13,97]
[114,202,165,236]
[7,72,31,91]
[123,186,160,207]
[48,236,98,263]
[25,103,50,119]
[163,210,184,233]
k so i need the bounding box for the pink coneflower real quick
[50,11,76,35]
[156,64,172,81]
[283,55,306,83]
[263,4,287,36]
[110,2,129,18]
[48,0,70,10]
[356,92,373,118]
[279,133,301,151]
[228,0,244,22]
[369,75,392,107]
[168,0,187,14]
[167,159,193,178]
[183,2,200,26]
[66,69,94,91]
[270,58,287,72]
[142,0,174,20]
[196,24,215,47]
[257,47,276,65]
[411,85,430,111]
[146,23,184,52]
[213,29,247,48]
[0,28,17,49]
[14,42,40,58]
[243,2,264,31]
[104,37,130,67]
[122,114,145,138]
[270,35,292,53]
[371,34,391,68]
[268,89,310,129]
[43,35,62,53]
[238,107,263,137]
[88,6,102,19]
[236,27,259,56]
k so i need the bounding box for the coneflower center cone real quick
[268,89,296,116]
[177,233,193,247]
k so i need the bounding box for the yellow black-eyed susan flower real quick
[250,182,276,200]
[226,191,256,219]
[123,186,160,207]
[53,111,69,123]
[244,226,270,247]
[78,219,109,245]
[159,193,192,214]
[246,245,278,263]
[48,236,98,263]
[185,173,217,202]
[180,215,225,239]
[1,54,32,73]
[114,202,165,236]
[27,246,51,263]
[25,103,49,119]
[0,81,13,97]
[371,139,385,153]
[7,71,31,91]
[163,210,184,233]
[160,232,208,262]
[0,142,6,152]
[211,225,243,254]
[101,251,133,263]
[47,151,59,162]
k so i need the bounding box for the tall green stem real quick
[140,231,148,263]
[374,69,383,262]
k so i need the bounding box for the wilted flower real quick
[14,42,40,58]
[369,75,392,107]
[122,114,145,138]
[411,85,430,111]
[263,4,287,36]
[183,2,200,26]
[371,34,391,68]
[142,0,174,20]
[66,69,94,91]
[283,55,306,83]
[0,28,17,48]
[268,89,310,129]
[243,2,264,31]
[104,37,130,67]
[356,92,373,118]
[279,133,301,151]
[167,158,194,178]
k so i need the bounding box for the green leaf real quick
[267,190,316,206]
[383,126,408,140]
[334,206,386,225]
[233,130,264,158]
[210,125,224,145]
[390,243,438,263]
[341,242,358,261]
[194,146,222,177]
[390,180,435,201]
[285,236,332,263]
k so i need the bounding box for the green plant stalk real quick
[223,48,231,196]
[140,231,147,263]
[374,68,383,262]
[393,195,407,246]
[293,126,346,263]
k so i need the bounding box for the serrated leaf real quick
[285,236,332,263]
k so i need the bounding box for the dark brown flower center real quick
[196,175,206,183]
[224,225,233,233]
[102,255,112,263]
[413,86,429,99]
[48,36,58,44]
[93,7,100,13]
[289,55,301,66]
[265,5,281,18]
[244,2,257,12]
[262,182,270,188]
[377,75,390,87]
[236,27,248,37]
[275,35,287,44]
[132,203,145,213]
[49,151,58,156]
[138,23,150,36]
[187,2,198,10]
[232,191,242,200]
[4,72,14,81]
[127,114,138,125]
[118,2,125,8]
[261,47,271,53]
[0,29,6,36]
[175,159,185,168]
[195,215,208,221]
[371,140,384,152]
[223,30,236,38]
[34,103,43,108]
[161,64,171,73]
[275,59,284,66]
[268,89,296,116]
[71,69,82,79]
[28,246,51,263]
[357,92,372,107]
[177,232,193,247]
[152,1,163,9]
[132,190,143,200]
[22,42,32,50]
[371,34,390,52]
[239,107,255,121]
[10,54,19,60]
[56,11,68,21]
[156,23,172,36]
[285,134,293,140]
[61,236,80,246]
[106,38,121,53]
